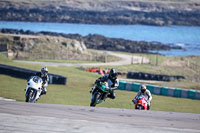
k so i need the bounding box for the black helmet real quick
[41,67,48,76]
[109,68,118,79]
[140,85,146,93]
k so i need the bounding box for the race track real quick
[15,52,150,67]
[0,100,200,133]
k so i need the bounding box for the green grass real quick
[24,59,98,63]
[95,52,200,90]
[1,53,200,114]
[23,49,121,63]
[1,74,200,113]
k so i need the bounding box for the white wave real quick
[175,43,185,47]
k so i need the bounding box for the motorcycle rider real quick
[90,68,119,99]
[133,84,152,110]
[35,67,49,95]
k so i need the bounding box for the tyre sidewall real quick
[26,88,37,103]
[90,92,101,107]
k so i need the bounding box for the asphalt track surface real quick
[1,100,200,133]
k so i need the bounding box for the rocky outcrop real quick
[0,0,200,26]
[78,34,181,53]
[0,28,182,54]
[0,29,182,53]
[0,33,90,60]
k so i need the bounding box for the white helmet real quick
[140,85,146,93]
[41,67,48,76]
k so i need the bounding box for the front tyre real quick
[25,89,37,103]
[136,105,144,110]
[90,92,101,107]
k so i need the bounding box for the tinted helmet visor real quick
[110,73,117,78]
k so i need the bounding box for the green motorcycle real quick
[90,81,110,107]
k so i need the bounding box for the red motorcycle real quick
[132,95,148,110]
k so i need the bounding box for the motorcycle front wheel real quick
[90,92,101,107]
[25,88,37,103]
[136,105,144,110]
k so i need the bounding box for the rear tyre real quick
[90,92,100,107]
[147,105,150,110]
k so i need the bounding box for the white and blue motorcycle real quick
[25,76,43,103]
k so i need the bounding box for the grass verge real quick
[94,52,200,90]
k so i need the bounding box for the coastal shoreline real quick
[0,28,183,54]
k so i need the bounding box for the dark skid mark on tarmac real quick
[89,109,95,112]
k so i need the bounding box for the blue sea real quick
[0,21,200,56]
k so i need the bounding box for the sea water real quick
[0,21,200,56]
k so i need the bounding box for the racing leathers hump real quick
[98,74,119,91]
